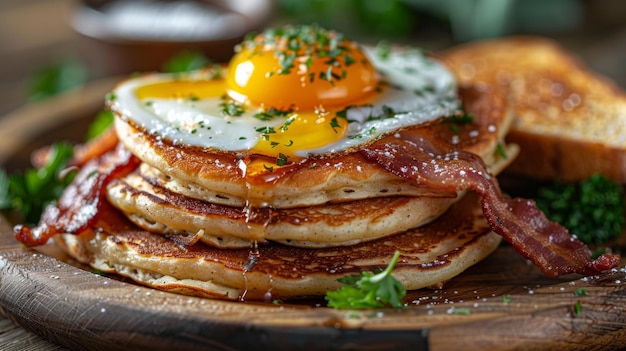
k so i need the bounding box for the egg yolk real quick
[251,109,349,157]
[133,26,381,163]
[225,37,377,111]
[135,80,224,100]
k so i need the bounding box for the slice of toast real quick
[439,36,626,183]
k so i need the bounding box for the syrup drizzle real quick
[237,156,276,301]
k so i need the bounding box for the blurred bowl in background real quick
[72,0,274,75]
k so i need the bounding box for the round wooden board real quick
[0,81,625,351]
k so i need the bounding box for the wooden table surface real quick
[2,1,626,350]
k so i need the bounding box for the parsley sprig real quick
[0,143,75,223]
[325,251,406,309]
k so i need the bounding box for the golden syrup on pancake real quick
[237,157,278,301]
[239,240,260,301]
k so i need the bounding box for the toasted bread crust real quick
[440,36,626,182]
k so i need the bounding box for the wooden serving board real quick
[0,81,625,351]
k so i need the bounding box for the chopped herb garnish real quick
[349,126,378,140]
[444,109,474,133]
[238,24,361,85]
[256,126,276,134]
[344,55,355,66]
[573,288,588,297]
[573,301,583,317]
[534,174,624,246]
[502,295,511,303]
[220,99,246,117]
[325,251,406,309]
[276,153,289,166]
[335,107,350,120]
[445,111,474,125]
[280,116,295,132]
[106,92,117,102]
[254,107,292,121]
[381,105,396,118]
[329,117,341,132]
[0,142,75,223]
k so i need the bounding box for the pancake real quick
[113,86,512,208]
[106,172,459,248]
[54,192,501,300]
[104,142,517,248]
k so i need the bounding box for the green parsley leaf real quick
[534,174,624,246]
[276,153,289,166]
[220,100,246,117]
[573,288,588,297]
[325,251,406,309]
[256,126,276,134]
[254,107,292,121]
[329,117,341,132]
[573,301,583,317]
[0,142,75,223]
[85,110,114,141]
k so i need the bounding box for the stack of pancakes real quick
[56,85,518,300]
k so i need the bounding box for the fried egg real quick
[109,25,459,163]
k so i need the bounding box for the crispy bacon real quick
[30,127,119,169]
[71,127,120,167]
[361,128,620,277]
[14,144,139,247]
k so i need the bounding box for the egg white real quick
[110,45,459,156]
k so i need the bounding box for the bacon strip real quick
[30,127,119,169]
[71,127,120,167]
[361,129,619,277]
[14,144,140,247]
